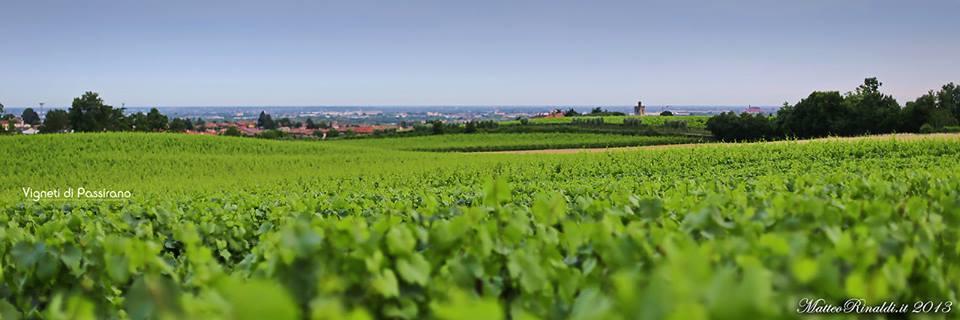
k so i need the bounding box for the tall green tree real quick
[257,111,276,129]
[40,109,70,133]
[843,77,901,134]
[222,126,242,136]
[276,117,293,128]
[68,92,126,132]
[146,108,169,131]
[128,112,149,131]
[21,108,41,125]
[936,83,960,121]
[169,118,189,132]
[777,91,848,138]
[464,121,477,133]
[901,83,960,132]
[326,128,340,138]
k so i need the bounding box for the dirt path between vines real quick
[475,133,960,155]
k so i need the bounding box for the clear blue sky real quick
[1,0,957,107]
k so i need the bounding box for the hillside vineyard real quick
[0,133,958,319]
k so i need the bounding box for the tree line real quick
[0,92,278,134]
[1,92,208,134]
[706,78,960,141]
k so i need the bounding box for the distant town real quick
[0,103,776,137]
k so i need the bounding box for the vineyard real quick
[331,133,701,152]
[1,133,959,319]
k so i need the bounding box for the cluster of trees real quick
[257,111,276,129]
[304,118,332,130]
[9,92,209,134]
[403,120,501,136]
[707,78,960,141]
[0,102,67,134]
[310,127,355,138]
[561,107,627,117]
[257,111,316,130]
[464,120,499,133]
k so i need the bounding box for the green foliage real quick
[258,129,288,139]
[585,107,625,116]
[145,108,168,132]
[926,108,959,129]
[710,79,960,140]
[706,112,774,141]
[430,120,446,134]
[623,117,642,127]
[326,128,340,138]
[168,118,189,132]
[21,108,41,126]
[843,77,901,134]
[464,121,477,133]
[503,115,710,129]
[276,117,295,128]
[335,133,699,152]
[40,109,70,133]
[938,82,960,122]
[571,117,604,126]
[0,133,958,318]
[68,92,128,132]
[662,119,687,130]
[257,111,277,130]
[127,112,148,131]
[778,91,847,138]
[222,126,243,136]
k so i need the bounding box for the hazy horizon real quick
[2,0,958,107]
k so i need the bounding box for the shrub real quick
[222,126,242,136]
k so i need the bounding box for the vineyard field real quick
[331,133,702,152]
[1,133,958,319]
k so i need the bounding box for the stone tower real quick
[634,101,645,116]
